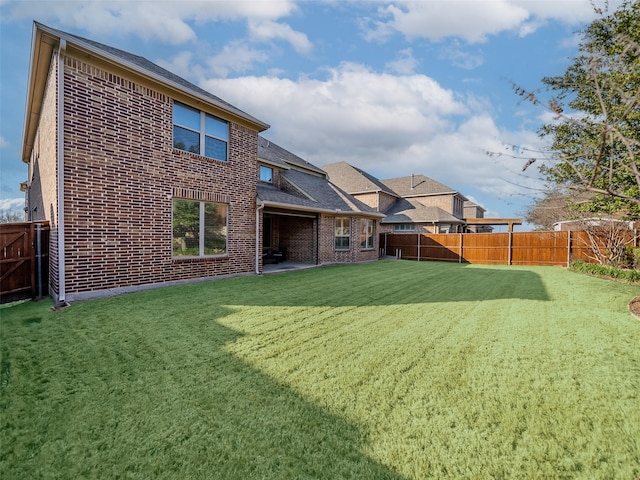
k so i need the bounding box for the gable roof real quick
[382,174,466,200]
[258,137,325,175]
[381,198,465,224]
[257,169,383,217]
[322,162,397,197]
[23,22,269,162]
[256,140,383,217]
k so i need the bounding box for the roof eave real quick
[258,199,385,218]
[22,24,57,163]
[24,22,270,163]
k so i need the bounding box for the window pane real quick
[174,126,200,154]
[173,200,200,256]
[205,135,227,161]
[205,114,228,140]
[204,203,227,255]
[260,166,273,183]
[335,236,350,250]
[173,102,200,130]
[360,220,374,248]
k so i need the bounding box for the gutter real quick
[260,199,385,218]
[57,39,67,305]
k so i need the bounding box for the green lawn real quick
[1,261,639,479]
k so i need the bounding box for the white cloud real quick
[363,0,622,44]
[438,42,484,70]
[367,0,530,43]
[0,136,8,148]
[207,42,270,78]
[248,20,313,54]
[4,0,300,44]
[0,198,24,210]
[385,48,418,74]
[200,62,544,201]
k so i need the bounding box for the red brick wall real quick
[60,55,259,299]
[279,216,316,263]
[29,51,60,297]
[317,215,379,264]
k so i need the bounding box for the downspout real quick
[57,39,67,305]
[255,201,264,274]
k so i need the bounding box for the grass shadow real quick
[243,260,551,307]
[0,298,403,479]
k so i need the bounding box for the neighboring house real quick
[463,201,493,233]
[21,23,381,304]
[553,218,639,231]
[323,163,469,233]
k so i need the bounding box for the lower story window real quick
[172,199,228,257]
[393,224,416,232]
[335,217,350,250]
[360,219,374,249]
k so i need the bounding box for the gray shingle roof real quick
[381,198,464,224]
[382,175,462,198]
[258,168,381,215]
[36,22,269,130]
[257,136,325,174]
[322,162,397,196]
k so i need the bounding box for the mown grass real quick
[1,260,639,479]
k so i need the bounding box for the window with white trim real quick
[393,224,416,232]
[173,102,228,161]
[172,199,228,257]
[334,217,350,250]
[259,165,273,183]
[360,219,374,249]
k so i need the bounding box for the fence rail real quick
[381,231,638,266]
[1,222,50,304]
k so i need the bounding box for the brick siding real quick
[51,54,259,299]
[29,51,60,297]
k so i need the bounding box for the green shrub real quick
[570,260,640,283]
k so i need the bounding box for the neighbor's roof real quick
[23,22,269,162]
[322,162,398,197]
[381,198,464,224]
[382,174,467,200]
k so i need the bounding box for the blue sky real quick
[0,0,621,227]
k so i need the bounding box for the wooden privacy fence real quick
[1,222,49,304]
[381,231,639,266]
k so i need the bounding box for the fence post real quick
[508,231,513,265]
[567,230,571,267]
[459,233,463,263]
[36,223,43,299]
[417,233,420,261]
[29,222,36,299]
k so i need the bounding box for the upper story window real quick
[259,165,273,183]
[335,217,350,250]
[173,102,228,162]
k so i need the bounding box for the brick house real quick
[21,23,382,303]
[323,162,469,233]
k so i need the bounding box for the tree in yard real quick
[0,209,24,224]
[511,1,640,219]
[522,189,594,230]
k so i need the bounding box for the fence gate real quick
[0,222,49,304]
